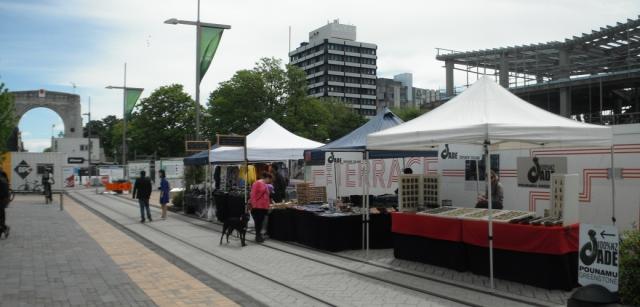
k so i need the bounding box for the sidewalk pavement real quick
[0,194,242,307]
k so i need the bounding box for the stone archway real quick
[12,90,83,138]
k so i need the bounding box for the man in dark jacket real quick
[132,170,153,223]
[0,170,10,239]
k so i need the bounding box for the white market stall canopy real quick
[210,118,324,163]
[367,77,613,150]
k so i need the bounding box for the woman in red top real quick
[249,172,272,242]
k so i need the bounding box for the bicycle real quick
[16,180,44,194]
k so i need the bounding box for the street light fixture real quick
[164,1,230,140]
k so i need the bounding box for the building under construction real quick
[436,17,640,125]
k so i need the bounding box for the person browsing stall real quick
[475,170,504,209]
[249,172,272,243]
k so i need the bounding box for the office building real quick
[377,73,441,110]
[289,20,378,117]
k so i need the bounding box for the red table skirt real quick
[391,212,462,242]
[392,212,578,255]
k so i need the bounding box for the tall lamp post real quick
[106,63,144,180]
[82,97,92,178]
[164,0,230,140]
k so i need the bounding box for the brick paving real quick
[0,195,155,307]
[64,195,239,307]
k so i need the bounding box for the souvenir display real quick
[419,206,458,215]
[421,175,440,208]
[438,207,480,217]
[398,175,421,212]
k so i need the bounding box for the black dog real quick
[219,213,249,246]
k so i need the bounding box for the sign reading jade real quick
[517,157,567,188]
[578,224,619,292]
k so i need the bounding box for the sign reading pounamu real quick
[14,160,32,180]
[185,141,211,152]
[216,135,245,147]
[517,157,567,188]
[578,224,619,292]
[67,157,85,164]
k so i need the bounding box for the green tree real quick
[205,58,367,143]
[391,106,429,122]
[206,58,291,136]
[0,83,16,153]
[84,115,121,161]
[128,84,195,158]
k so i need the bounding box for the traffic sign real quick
[14,160,32,179]
[67,157,85,164]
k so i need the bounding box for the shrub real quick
[620,228,640,306]
[172,191,184,208]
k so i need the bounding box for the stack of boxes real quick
[399,174,441,211]
[296,183,327,205]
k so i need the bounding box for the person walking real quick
[42,168,54,203]
[158,170,170,220]
[132,170,153,223]
[0,170,11,239]
[249,172,272,243]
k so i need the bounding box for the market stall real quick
[392,210,578,289]
[367,77,613,289]
[182,147,218,217]
[208,119,324,231]
[291,108,435,252]
[267,206,392,252]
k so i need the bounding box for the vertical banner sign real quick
[578,224,619,292]
[124,88,143,119]
[199,27,224,81]
[517,157,567,188]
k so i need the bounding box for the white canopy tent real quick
[367,77,613,288]
[209,118,324,163]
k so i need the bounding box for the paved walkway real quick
[70,189,567,307]
[0,194,248,307]
[0,195,155,306]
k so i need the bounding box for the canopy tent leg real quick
[361,151,366,251]
[365,150,370,259]
[475,159,480,196]
[610,145,617,225]
[485,142,495,290]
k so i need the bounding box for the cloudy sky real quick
[1,0,639,151]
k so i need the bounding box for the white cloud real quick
[9,0,640,120]
[22,138,53,153]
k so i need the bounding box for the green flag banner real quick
[199,26,224,82]
[125,88,143,119]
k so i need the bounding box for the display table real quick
[268,208,392,252]
[391,212,579,290]
[391,213,466,271]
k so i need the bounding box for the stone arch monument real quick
[12,89,83,138]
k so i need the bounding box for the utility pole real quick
[83,97,92,181]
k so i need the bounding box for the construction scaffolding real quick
[436,16,640,124]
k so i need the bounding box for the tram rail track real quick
[72,190,554,307]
